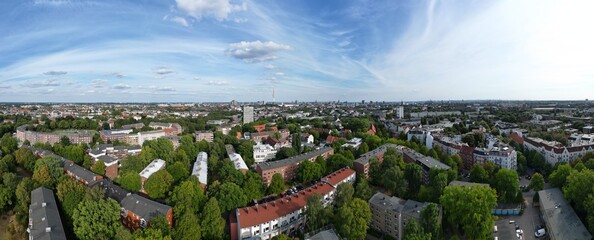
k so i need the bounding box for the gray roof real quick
[64,161,99,184]
[28,187,66,240]
[257,147,334,171]
[538,188,592,240]
[225,144,236,156]
[306,229,341,240]
[401,147,451,170]
[97,155,118,164]
[121,194,172,221]
[90,179,131,203]
[369,192,430,219]
[448,180,490,188]
[354,143,398,165]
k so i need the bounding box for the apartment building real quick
[139,159,166,192]
[16,125,93,145]
[120,194,173,230]
[253,143,277,163]
[135,130,166,145]
[230,168,356,240]
[99,128,133,142]
[523,137,594,165]
[400,147,451,184]
[256,147,334,185]
[230,153,249,174]
[353,144,398,177]
[369,192,440,240]
[243,106,254,124]
[28,187,66,240]
[149,122,183,135]
[538,188,592,240]
[64,161,103,185]
[194,130,214,143]
[192,152,208,188]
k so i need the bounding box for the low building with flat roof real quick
[28,187,66,240]
[192,152,208,188]
[139,159,166,192]
[256,147,334,185]
[538,188,592,240]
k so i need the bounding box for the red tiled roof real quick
[324,168,355,186]
[237,182,334,228]
[326,135,341,143]
[509,132,524,145]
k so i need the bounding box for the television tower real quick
[272,87,275,103]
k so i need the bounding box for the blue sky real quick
[1,0,593,102]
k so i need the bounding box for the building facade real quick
[256,147,334,185]
[253,143,277,163]
[194,130,214,143]
[243,106,254,124]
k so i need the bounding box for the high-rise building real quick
[397,106,404,119]
[243,106,254,124]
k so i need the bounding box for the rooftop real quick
[449,180,490,188]
[120,194,172,221]
[139,159,166,179]
[538,188,592,240]
[401,147,451,170]
[28,187,67,240]
[192,152,208,185]
[369,192,429,219]
[229,153,248,170]
[257,147,333,171]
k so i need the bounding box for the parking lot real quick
[493,176,548,240]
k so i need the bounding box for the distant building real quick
[253,143,277,163]
[216,125,233,135]
[192,152,208,188]
[538,188,592,240]
[353,144,398,177]
[64,161,103,185]
[139,159,166,192]
[194,130,214,143]
[16,125,93,145]
[396,106,404,119]
[524,136,594,165]
[243,106,254,124]
[342,137,363,149]
[230,168,356,240]
[28,187,66,240]
[99,128,133,142]
[256,147,334,185]
[149,122,183,135]
[369,192,441,240]
[135,130,166,145]
[401,147,451,184]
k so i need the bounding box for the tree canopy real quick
[440,185,497,239]
[144,169,174,199]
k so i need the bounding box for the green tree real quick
[292,133,302,154]
[403,219,432,240]
[334,198,372,240]
[369,157,381,185]
[382,166,406,197]
[420,203,440,240]
[114,226,134,240]
[470,164,489,183]
[0,185,13,211]
[149,215,172,237]
[440,185,497,239]
[166,161,189,183]
[91,161,106,175]
[72,198,121,240]
[335,183,354,208]
[550,164,572,188]
[15,147,37,172]
[210,182,247,212]
[237,141,255,166]
[529,172,545,191]
[430,172,449,202]
[33,164,54,188]
[271,234,291,240]
[305,194,329,231]
[35,156,63,183]
[200,198,225,240]
[56,177,87,217]
[0,134,17,155]
[173,212,201,240]
[167,178,205,219]
[267,173,286,195]
[354,177,373,200]
[144,170,174,199]
[120,155,144,174]
[275,147,298,160]
[326,154,352,172]
[564,169,594,213]
[297,160,322,183]
[118,172,142,192]
[494,169,520,203]
[242,171,264,201]
[15,178,35,216]
[405,163,423,197]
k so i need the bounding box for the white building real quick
[396,106,404,119]
[342,138,363,149]
[524,137,594,166]
[230,153,249,173]
[135,130,166,145]
[253,143,277,163]
[486,146,517,170]
[139,159,166,192]
[243,106,254,124]
[192,152,208,188]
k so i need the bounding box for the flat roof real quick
[139,159,166,179]
[354,144,398,165]
[401,147,450,170]
[257,147,333,171]
[449,180,490,188]
[538,188,592,240]
[230,153,248,170]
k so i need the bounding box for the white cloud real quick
[104,72,125,78]
[175,0,247,21]
[43,70,67,76]
[24,79,61,88]
[206,80,229,85]
[264,64,275,69]
[273,72,285,76]
[226,41,291,63]
[171,16,189,27]
[112,83,131,90]
[90,79,107,88]
[155,66,174,75]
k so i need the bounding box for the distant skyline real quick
[1,0,593,102]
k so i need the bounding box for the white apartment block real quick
[192,152,208,188]
[524,137,594,166]
[253,143,277,163]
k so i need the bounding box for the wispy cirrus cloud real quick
[43,70,67,76]
[23,79,61,88]
[111,83,131,90]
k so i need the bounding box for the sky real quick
[1,0,593,102]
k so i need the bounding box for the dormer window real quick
[140,218,147,228]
